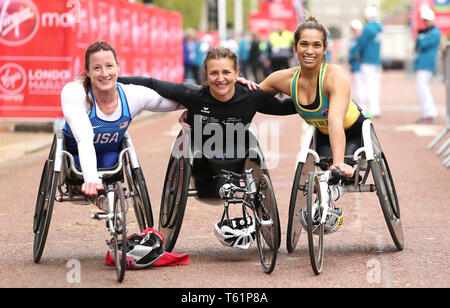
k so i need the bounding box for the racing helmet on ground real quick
[214,216,256,249]
[109,229,164,269]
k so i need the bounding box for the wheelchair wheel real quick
[112,181,127,283]
[124,158,153,231]
[369,127,404,251]
[287,155,315,253]
[159,156,191,252]
[254,173,279,274]
[306,172,324,275]
[245,159,281,250]
[33,138,58,263]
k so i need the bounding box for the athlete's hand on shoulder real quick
[178,110,191,130]
[330,163,354,178]
[82,182,104,197]
[237,77,259,91]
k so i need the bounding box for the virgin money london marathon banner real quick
[0,0,183,120]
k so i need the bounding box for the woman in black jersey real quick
[119,47,296,197]
[118,47,296,160]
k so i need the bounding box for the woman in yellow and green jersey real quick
[260,14,366,178]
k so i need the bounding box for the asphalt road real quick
[0,71,448,291]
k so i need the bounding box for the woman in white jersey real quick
[61,41,184,197]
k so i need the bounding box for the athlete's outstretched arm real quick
[61,82,103,196]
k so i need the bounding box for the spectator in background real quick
[326,32,333,63]
[269,24,293,72]
[195,34,213,83]
[357,6,383,118]
[414,8,441,124]
[248,32,270,83]
[183,28,201,84]
[348,19,364,110]
[238,33,251,79]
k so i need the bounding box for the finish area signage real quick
[0,0,183,120]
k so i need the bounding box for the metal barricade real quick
[428,42,450,167]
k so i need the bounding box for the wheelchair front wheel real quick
[33,159,59,263]
[287,156,315,253]
[369,128,404,251]
[124,162,153,231]
[112,181,127,283]
[254,173,279,274]
[159,156,191,252]
[306,172,324,275]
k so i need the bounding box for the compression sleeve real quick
[120,83,184,118]
[254,89,297,115]
[61,81,101,184]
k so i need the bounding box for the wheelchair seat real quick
[192,156,247,198]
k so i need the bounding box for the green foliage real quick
[152,0,205,29]
[150,0,252,31]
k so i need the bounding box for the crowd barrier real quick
[428,42,450,168]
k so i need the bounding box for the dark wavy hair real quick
[294,15,330,62]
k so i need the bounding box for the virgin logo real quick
[0,0,39,46]
[0,63,27,94]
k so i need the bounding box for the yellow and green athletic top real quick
[290,63,360,135]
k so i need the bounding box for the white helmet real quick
[218,183,237,199]
[420,7,435,21]
[364,6,378,22]
[350,19,363,31]
[214,216,256,249]
[300,207,343,235]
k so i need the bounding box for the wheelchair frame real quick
[32,130,153,283]
[286,119,404,274]
[158,129,281,253]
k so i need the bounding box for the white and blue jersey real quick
[61,80,183,183]
[63,84,131,168]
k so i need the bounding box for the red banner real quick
[249,0,304,38]
[0,0,183,120]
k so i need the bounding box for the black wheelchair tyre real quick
[33,135,59,263]
[306,172,324,275]
[124,158,154,231]
[113,181,127,283]
[254,173,279,274]
[159,156,191,252]
[369,126,404,251]
[370,153,404,251]
[245,159,281,250]
[33,161,59,263]
[287,155,315,253]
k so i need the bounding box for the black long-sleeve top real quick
[118,76,297,159]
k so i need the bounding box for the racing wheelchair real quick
[158,129,281,269]
[286,119,404,275]
[33,129,153,282]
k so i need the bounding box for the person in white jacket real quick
[61,40,183,197]
[413,8,441,123]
